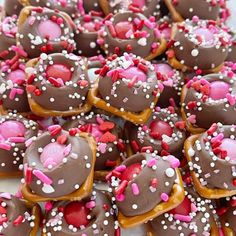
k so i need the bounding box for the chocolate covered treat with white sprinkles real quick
[42,189,119,236]
[26,52,91,117]
[22,125,96,200]
[17,7,76,58]
[0,113,38,177]
[185,123,236,198]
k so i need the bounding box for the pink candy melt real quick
[220,138,236,161]
[193,27,214,44]
[0,121,26,140]
[6,69,26,84]
[209,81,230,100]
[46,64,72,82]
[38,20,62,40]
[120,67,147,82]
[115,21,134,39]
[40,142,66,168]
[149,120,173,137]
[154,63,172,75]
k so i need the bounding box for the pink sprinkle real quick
[166,155,180,168]
[0,143,11,151]
[25,137,34,147]
[131,183,140,195]
[47,124,61,132]
[77,0,85,15]
[125,29,133,38]
[192,15,199,23]
[116,194,125,202]
[160,193,169,202]
[96,116,104,124]
[154,28,162,38]
[0,192,11,199]
[226,93,236,105]
[142,125,148,131]
[28,16,36,25]
[174,214,192,222]
[144,19,155,29]
[63,143,71,156]
[45,202,53,211]
[133,18,141,25]
[147,158,156,167]
[11,46,28,57]
[211,133,224,143]
[85,201,96,209]
[96,38,104,45]
[187,115,196,124]
[98,143,107,154]
[191,203,197,212]
[8,137,25,143]
[9,88,17,100]
[114,165,126,172]
[33,169,53,185]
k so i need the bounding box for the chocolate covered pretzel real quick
[88,53,160,124]
[125,107,186,159]
[0,113,38,177]
[185,123,236,198]
[20,0,78,17]
[181,73,236,133]
[22,126,96,201]
[106,152,184,227]
[26,52,91,117]
[164,0,224,22]
[74,13,104,57]
[0,56,30,114]
[168,18,230,72]
[64,111,126,179]
[149,185,219,236]
[218,196,236,235]
[17,7,76,58]
[42,189,118,236]
[0,192,40,236]
[0,15,18,60]
[99,0,162,20]
[97,11,167,60]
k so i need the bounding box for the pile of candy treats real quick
[0,0,235,235]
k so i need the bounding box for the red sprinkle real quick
[13,215,24,226]
[57,134,68,145]
[115,180,128,196]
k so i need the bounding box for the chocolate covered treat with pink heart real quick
[97,53,159,114]
[182,72,236,130]
[17,7,76,58]
[125,106,186,158]
[64,111,126,171]
[42,189,118,236]
[0,113,38,176]
[0,56,30,113]
[74,13,104,57]
[97,11,165,59]
[23,125,94,198]
[0,192,39,235]
[169,17,230,71]
[0,15,18,60]
[187,123,236,192]
[149,185,217,235]
[26,52,90,116]
[106,152,181,217]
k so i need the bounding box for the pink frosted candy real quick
[98,143,107,154]
[131,183,140,195]
[160,193,169,202]
[220,138,236,161]
[0,121,26,140]
[154,63,172,75]
[147,158,157,167]
[120,67,147,82]
[116,194,125,202]
[38,20,62,40]
[209,81,230,100]
[85,201,96,209]
[166,155,180,168]
[6,69,26,84]
[40,142,66,168]
[193,27,215,45]
[174,214,192,222]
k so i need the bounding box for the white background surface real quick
[0,0,235,235]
